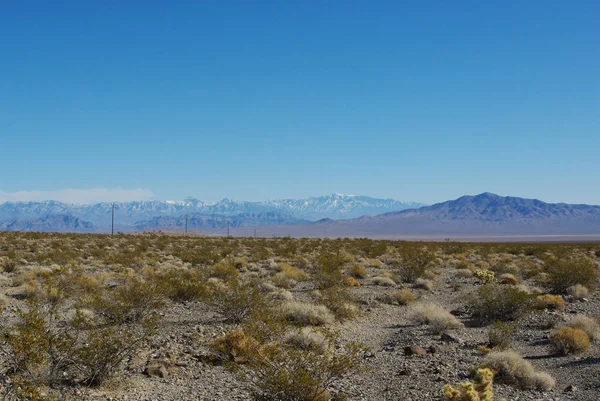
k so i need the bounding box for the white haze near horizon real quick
[0,188,156,205]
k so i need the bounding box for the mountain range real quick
[2,193,600,238]
[0,194,423,233]
[227,193,600,239]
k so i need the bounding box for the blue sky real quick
[1,1,599,204]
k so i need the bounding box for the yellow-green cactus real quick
[474,269,495,284]
[442,368,495,401]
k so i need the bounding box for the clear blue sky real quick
[1,1,599,205]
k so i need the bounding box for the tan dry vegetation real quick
[0,233,597,400]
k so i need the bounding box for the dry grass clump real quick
[564,315,600,341]
[411,303,463,333]
[566,284,590,299]
[535,294,565,310]
[480,350,555,390]
[211,329,261,363]
[549,327,591,355]
[349,264,368,279]
[455,268,474,278]
[372,276,396,287]
[281,301,335,326]
[275,263,309,281]
[345,276,361,287]
[415,278,434,291]
[283,327,329,354]
[499,273,519,285]
[390,289,416,305]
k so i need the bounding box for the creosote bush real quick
[395,247,434,283]
[246,339,365,401]
[544,257,597,293]
[488,321,519,350]
[470,284,533,325]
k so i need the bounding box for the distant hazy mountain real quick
[222,193,600,238]
[0,194,422,232]
[0,214,94,233]
[263,193,425,220]
[135,211,306,232]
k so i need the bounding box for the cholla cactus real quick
[442,368,495,401]
[474,269,495,284]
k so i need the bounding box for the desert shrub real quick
[566,284,589,299]
[488,321,519,350]
[313,252,345,289]
[442,368,494,401]
[480,350,555,390]
[211,330,261,364]
[470,284,533,325]
[0,256,18,273]
[535,294,564,310]
[281,301,335,326]
[275,263,309,282]
[372,276,396,287]
[208,260,239,281]
[349,264,368,279]
[499,273,519,285]
[156,268,210,302]
[564,315,600,341]
[415,278,434,291]
[210,280,265,323]
[246,339,364,401]
[71,312,156,386]
[549,327,591,355]
[344,276,361,287]
[283,327,329,354]
[411,303,463,333]
[455,268,474,278]
[395,247,434,283]
[390,289,415,305]
[1,303,154,390]
[81,276,165,324]
[320,286,359,321]
[544,257,597,293]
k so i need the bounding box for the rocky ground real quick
[0,234,598,401]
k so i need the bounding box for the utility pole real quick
[185,214,188,234]
[254,228,256,239]
[111,204,115,237]
[227,221,230,237]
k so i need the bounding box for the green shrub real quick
[488,321,519,350]
[544,257,597,293]
[470,284,533,325]
[246,339,365,401]
[210,279,265,323]
[395,247,434,283]
[81,276,165,324]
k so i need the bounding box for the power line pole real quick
[254,228,256,239]
[111,204,115,237]
[227,221,230,237]
[185,214,188,234]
